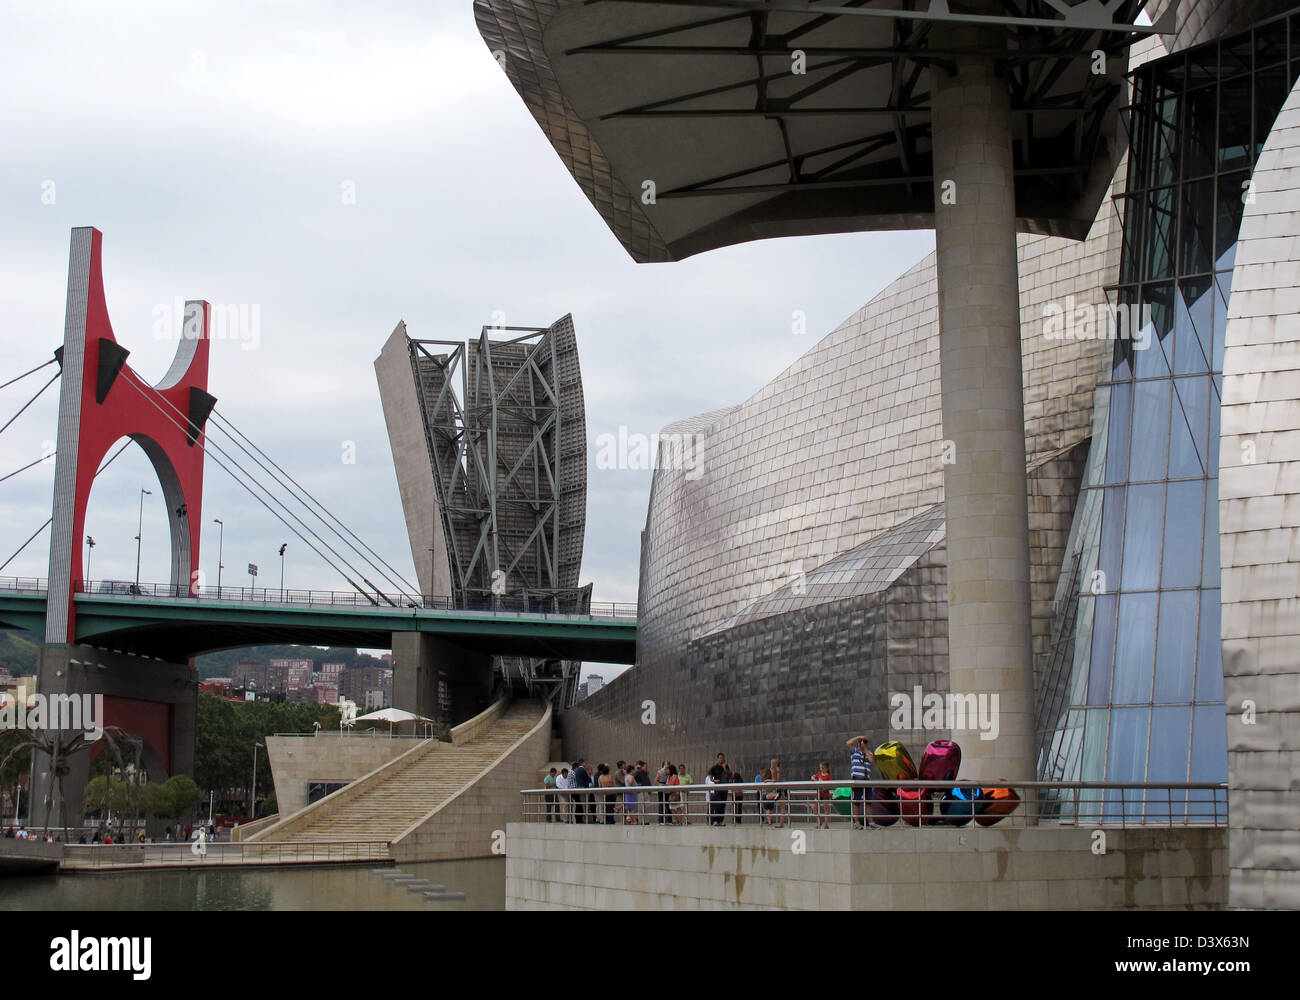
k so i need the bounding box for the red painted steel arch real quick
[58,228,212,641]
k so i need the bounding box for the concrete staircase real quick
[249,700,545,845]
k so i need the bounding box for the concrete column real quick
[30,644,196,834]
[930,43,1036,784]
[391,631,494,728]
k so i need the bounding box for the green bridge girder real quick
[0,591,637,665]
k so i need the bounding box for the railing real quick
[270,730,430,739]
[0,576,637,619]
[521,780,1229,830]
[60,839,391,868]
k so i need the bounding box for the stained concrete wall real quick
[391,702,551,863]
[263,734,418,819]
[505,824,1226,911]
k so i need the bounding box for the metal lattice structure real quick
[407,315,591,705]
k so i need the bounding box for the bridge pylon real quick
[32,228,212,832]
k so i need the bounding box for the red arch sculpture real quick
[45,227,214,644]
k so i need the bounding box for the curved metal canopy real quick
[476,0,1175,261]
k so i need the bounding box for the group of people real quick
[3,822,221,845]
[540,737,882,830]
[3,826,52,841]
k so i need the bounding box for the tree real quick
[163,775,202,820]
[83,773,135,818]
[139,781,174,820]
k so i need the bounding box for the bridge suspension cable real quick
[114,373,414,603]
[0,439,135,574]
[0,371,59,438]
[0,357,57,392]
[208,410,420,597]
[0,452,52,485]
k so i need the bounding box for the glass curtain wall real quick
[1038,11,1300,819]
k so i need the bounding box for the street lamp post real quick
[85,535,95,587]
[213,518,224,599]
[134,488,152,592]
[250,743,264,819]
[278,543,287,601]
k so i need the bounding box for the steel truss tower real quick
[408,315,591,707]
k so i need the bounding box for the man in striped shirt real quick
[846,736,879,830]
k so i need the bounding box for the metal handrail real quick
[0,576,637,619]
[59,839,391,868]
[522,779,1229,829]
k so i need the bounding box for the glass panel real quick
[1120,193,1145,287]
[1081,708,1109,792]
[1115,593,1158,703]
[1183,85,1218,178]
[1176,275,1214,375]
[1107,707,1151,819]
[1147,705,1192,820]
[1144,186,1178,281]
[1122,485,1164,591]
[1104,383,1132,484]
[1135,283,1173,378]
[1196,589,1224,702]
[1220,35,1252,82]
[1070,593,1095,706]
[1099,486,1125,591]
[1187,45,1218,89]
[1256,19,1288,66]
[1154,590,1198,701]
[1178,180,1214,278]
[1202,481,1221,588]
[1161,480,1205,587]
[1217,171,1248,269]
[1256,65,1290,154]
[1190,704,1227,781]
[1129,380,1170,481]
[1213,273,1230,374]
[1169,376,1209,478]
[1088,593,1117,705]
[1152,96,1182,189]
[1113,287,1140,379]
[1218,75,1252,171]
[1149,706,1192,778]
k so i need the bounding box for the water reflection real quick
[0,859,505,911]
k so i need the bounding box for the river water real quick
[0,858,505,910]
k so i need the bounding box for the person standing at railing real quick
[813,761,834,829]
[667,764,683,825]
[706,763,729,826]
[655,760,671,825]
[633,760,652,821]
[845,736,880,831]
[572,759,593,824]
[730,770,745,824]
[543,767,558,822]
[597,763,617,824]
[769,760,789,828]
[558,767,573,822]
[623,763,639,824]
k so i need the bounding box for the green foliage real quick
[83,774,136,817]
[164,774,202,816]
[139,781,174,818]
[0,630,39,675]
[194,691,341,810]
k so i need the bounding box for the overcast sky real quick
[0,1,932,676]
